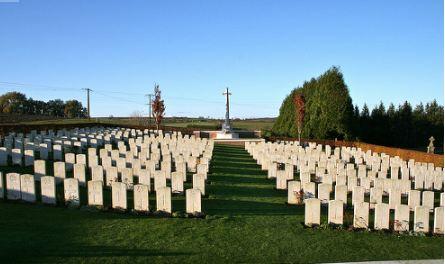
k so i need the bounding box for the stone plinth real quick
[215,131,239,139]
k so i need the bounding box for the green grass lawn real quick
[0,144,443,263]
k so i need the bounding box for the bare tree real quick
[151,83,165,130]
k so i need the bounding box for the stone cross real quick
[222,87,232,133]
[427,136,435,154]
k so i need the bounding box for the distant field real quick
[3,117,275,132]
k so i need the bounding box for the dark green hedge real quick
[272,66,354,140]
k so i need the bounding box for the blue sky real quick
[0,0,443,118]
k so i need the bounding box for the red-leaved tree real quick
[294,93,305,142]
[151,84,165,130]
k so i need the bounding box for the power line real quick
[0,81,80,92]
[93,90,147,106]
[0,80,281,108]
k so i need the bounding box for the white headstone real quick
[287,181,302,204]
[133,184,149,212]
[11,148,22,166]
[53,145,63,160]
[105,166,118,186]
[352,186,365,206]
[347,175,358,192]
[154,170,166,191]
[138,169,151,190]
[121,167,134,190]
[6,173,21,200]
[408,190,421,211]
[41,176,56,205]
[433,207,444,234]
[394,204,410,232]
[171,171,184,193]
[53,161,66,183]
[34,160,46,181]
[353,202,369,229]
[39,143,49,160]
[20,174,36,202]
[0,147,7,166]
[414,206,430,233]
[422,191,434,211]
[88,180,103,206]
[193,173,206,196]
[112,182,127,210]
[328,200,344,225]
[305,198,321,226]
[317,183,331,204]
[64,178,80,207]
[374,203,390,230]
[389,188,401,210]
[73,163,86,186]
[276,170,287,190]
[91,165,104,183]
[76,154,86,165]
[65,153,75,172]
[186,188,202,214]
[303,182,316,199]
[335,185,348,205]
[156,186,172,213]
[24,149,34,166]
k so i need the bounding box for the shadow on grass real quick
[41,246,192,258]
[204,198,302,216]
[2,244,192,262]
[211,167,266,176]
[204,145,300,216]
[208,184,285,198]
[210,175,270,185]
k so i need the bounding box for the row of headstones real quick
[0,173,202,214]
[32,158,208,195]
[1,127,184,149]
[266,160,442,192]
[272,163,443,197]
[245,142,444,235]
[0,133,213,168]
[286,180,444,210]
[304,198,444,234]
[246,141,444,194]
[258,140,438,175]
[276,166,443,197]
[0,126,208,157]
[246,141,443,176]
[246,142,443,193]
[21,128,212,176]
[1,127,204,152]
[253,140,443,175]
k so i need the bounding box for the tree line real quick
[0,91,87,118]
[353,100,443,150]
[272,67,444,151]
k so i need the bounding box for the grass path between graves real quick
[0,144,443,263]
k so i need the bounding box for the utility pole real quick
[82,88,92,119]
[145,93,154,125]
